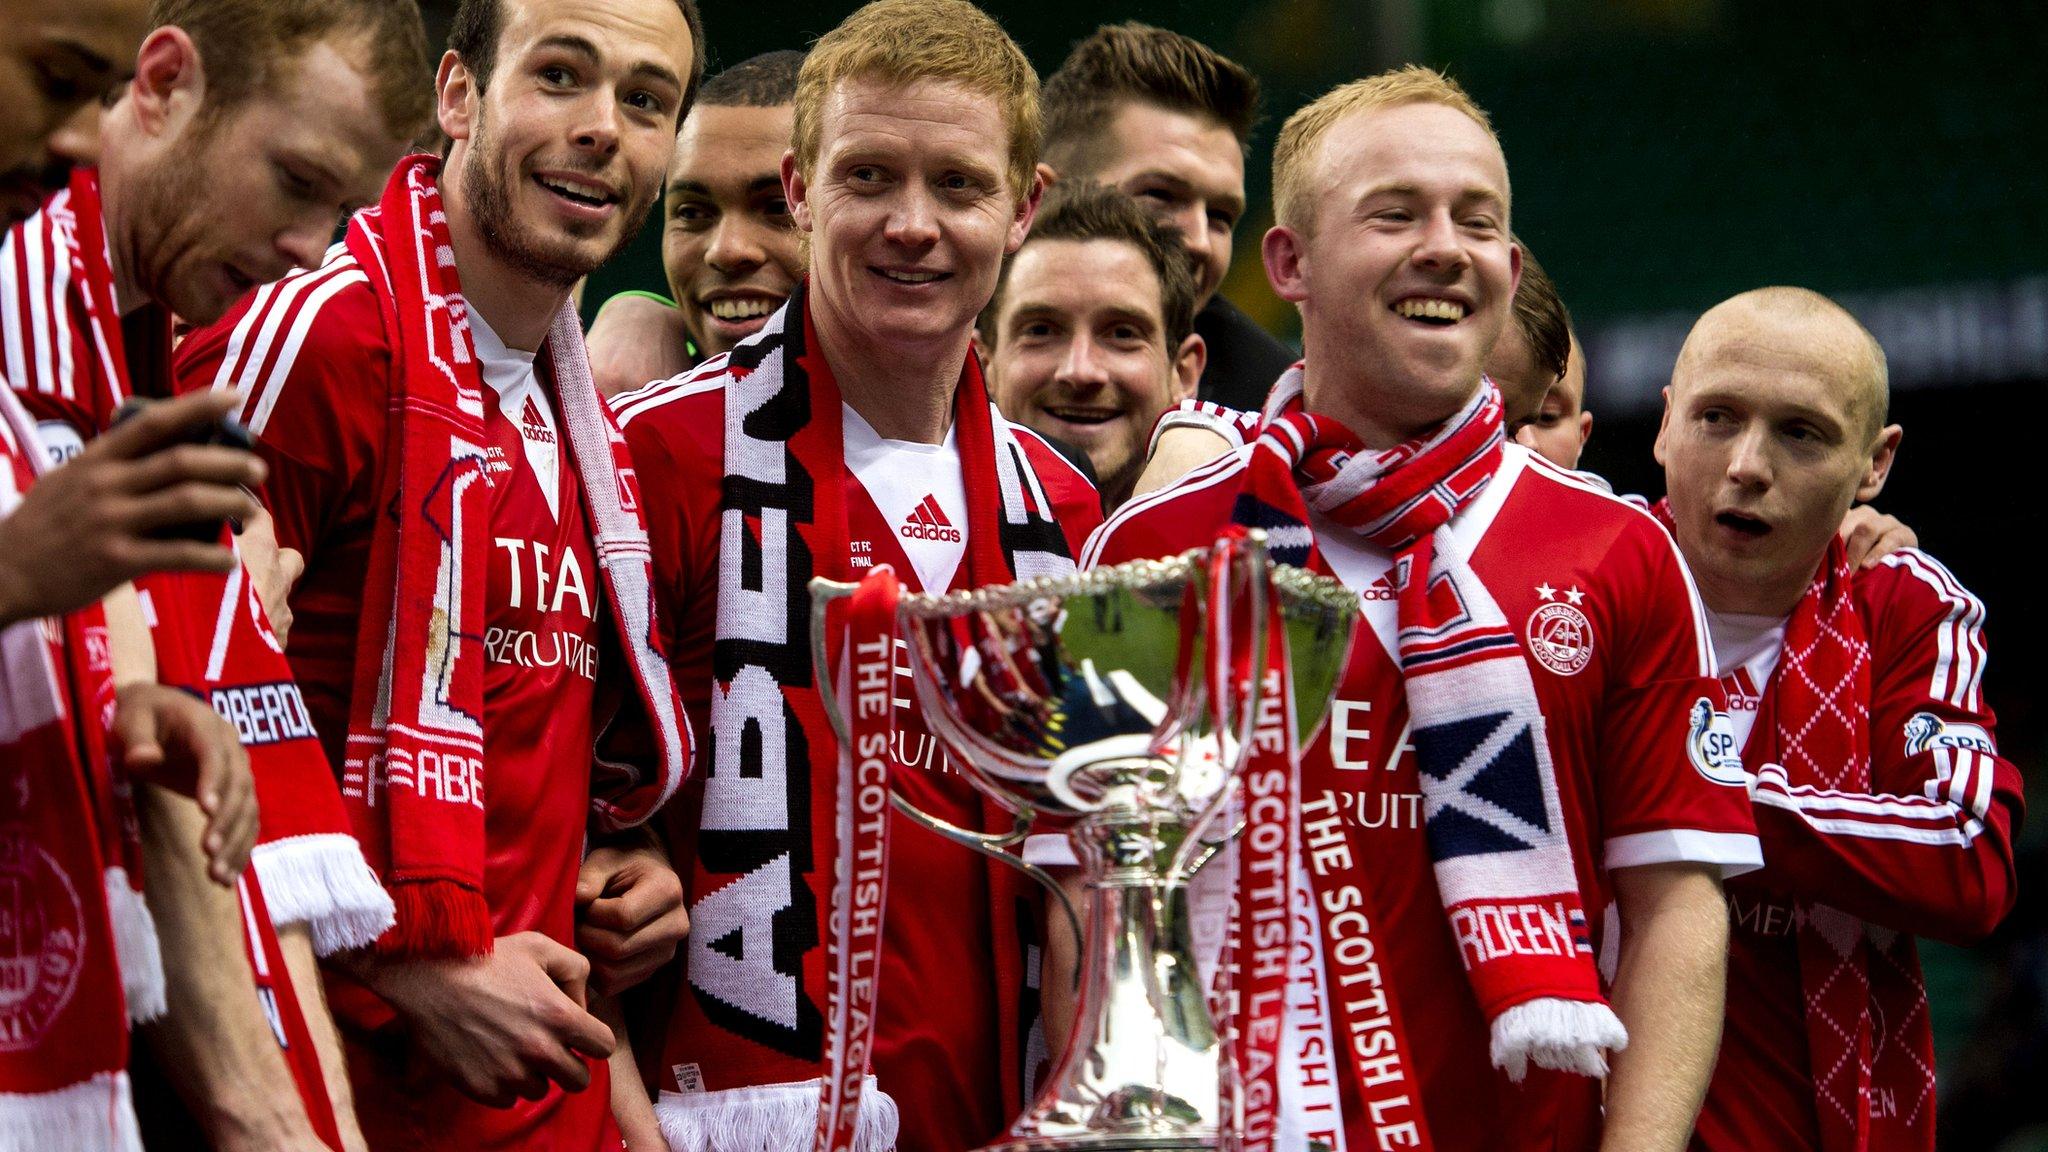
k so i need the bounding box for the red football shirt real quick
[174,269,617,1151]
[614,361,1101,1152]
[1087,441,1762,1152]
[1693,551,2023,1152]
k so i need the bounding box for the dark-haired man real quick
[1040,22,1292,411]
[0,0,150,224]
[1493,242,1572,428]
[3,2,435,1147]
[980,179,1202,511]
[588,49,805,395]
[171,0,701,1146]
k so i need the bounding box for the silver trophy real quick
[812,531,1357,1151]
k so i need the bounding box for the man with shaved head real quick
[1654,286,2023,1152]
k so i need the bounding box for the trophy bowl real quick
[812,532,1357,1151]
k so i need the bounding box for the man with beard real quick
[608,3,1099,1148]
[979,179,1203,511]
[1654,288,2022,1152]
[587,49,805,396]
[1040,22,1292,411]
[172,0,701,1146]
[3,2,435,1148]
[1084,67,1759,1152]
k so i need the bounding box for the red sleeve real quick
[1010,424,1103,557]
[1596,512,1764,875]
[1080,451,1246,569]
[171,269,387,564]
[1147,398,1262,456]
[1749,550,2024,945]
[613,379,725,745]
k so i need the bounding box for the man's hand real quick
[111,681,256,883]
[371,932,616,1108]
[1839,504,1918,570]
[0,390,263,626]
[576,836,688,996]
[237,507,303,646]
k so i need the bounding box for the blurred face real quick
[1516,336,1591,468]
[1084,101,1245,307]
[663,102,800,356]
[0,0,149,224]
[1655,319,1898,616]
[117,36,407,324]
[1265,102,1519,446]
[791,74,1036,362]
[1484,320,1556,427]
[985,238,1201,503]
[445,0,694,288]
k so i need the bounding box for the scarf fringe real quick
[0,1071,143,1152]
[374,878,492,960]
[1489,996,1628,1081]
[103,867,164,1023]
[655,1078,897,1152]
[251,833,397,955]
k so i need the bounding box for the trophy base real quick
[980,1132,1215,1152]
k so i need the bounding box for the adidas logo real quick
[1361,573,1398,601]
[900,495,961,543]
[520,396,555,445]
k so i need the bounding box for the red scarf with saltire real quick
[336,154,690,959]
[1230,369,1623,1135]
[0,382,145,1151]
[1651,501,1933,1152]
[667,280,1073,1152]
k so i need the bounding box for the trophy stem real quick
[984,810,1219,1152]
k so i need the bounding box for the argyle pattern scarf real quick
[1653,500,1935,1152]
[336,154,689,959]
[1236,368,1623,1085]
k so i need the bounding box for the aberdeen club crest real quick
[0,826,87,1051]
[1527,582,1594,676]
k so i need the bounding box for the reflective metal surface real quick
[811,533,1358,1151]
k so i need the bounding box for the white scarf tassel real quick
[656,1077,899,1152]
[250,833,396,955]
[0,1070,144,1152]
[1489,997,1629,1082]
[102,867,165,1023]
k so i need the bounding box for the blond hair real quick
[1271,65,1496,234]
[793,0,1040,197]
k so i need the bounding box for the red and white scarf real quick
[0,383,145,1151]
[1654,501,1934,1152]
[1228,370,1623,1142]
[333,154,689,959]
[665,282,1074,1152]
[5,168,396,957]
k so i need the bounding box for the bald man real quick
[1655,287,2023,1152]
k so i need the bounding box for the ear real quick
[783,150,813,235]
[128,27,205,137]
[437,50,478,146]
[1005,167,1045,255]
[1856,424,1903,503]
[1262,225,1308,303]
[1035,161,1059,190]
[1651,385,1674,466]
[1170,332,1206,403]
[1505,237,1523,305]
[1577,410,1594,450]
[971,329,994,373]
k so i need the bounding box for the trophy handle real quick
[808,576,1085,952]
[887,793,1083,954]
[809,576,861,746]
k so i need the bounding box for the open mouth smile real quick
[1391,296,1469,326]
